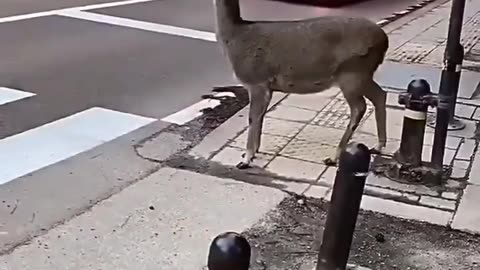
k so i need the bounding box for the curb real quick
[376,0,440,27]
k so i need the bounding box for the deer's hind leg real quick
[324,74,368,166]
[237,84,272,169]
[365,80,387,154]
[324,94,367,166]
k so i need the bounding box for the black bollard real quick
[395,79,436,167]
[207,232,251,270]
[431,0,467,170]
[316,142,371,270]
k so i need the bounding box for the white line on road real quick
[0,107,156,185]
[0,87,36,106]
[57,10,217,42]
[161,92,236,125]
[0,0,157,24]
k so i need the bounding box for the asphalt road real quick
[0,0,429,254]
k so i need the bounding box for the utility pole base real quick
[447,118,466,130]
[427,115,466,131]
[370,155,450,187]
[381,161,445,186]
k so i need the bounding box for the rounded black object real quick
[338,142,371,174]
[407,79,431,99]
[207,232,251,270]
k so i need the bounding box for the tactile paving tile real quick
[465,40,480,64]
[422,45,446,67]
[280,139,337,164]
[313,98,374,129]
[390,12,480,66]
[388,42,438,63]
[461,12,480,52]
[410,23,448,45]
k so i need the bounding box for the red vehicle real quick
[270,0,366,7]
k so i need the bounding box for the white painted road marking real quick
[0,0,157,24]
[0,87,36,106]
[0,0,389,43]
[161,92,236,125]
[0,107,156,185]
[57,10,217,42]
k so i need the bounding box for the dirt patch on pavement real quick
[242,196,480,270]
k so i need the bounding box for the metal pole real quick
[208,232,251,270]
[431,0,467,169]
[316,142,371,270]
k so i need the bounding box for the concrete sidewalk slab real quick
[452,185,480,234]
[0,168,285,270]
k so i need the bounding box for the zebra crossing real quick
[0,2,230,187]
[0,87,225,186]
[0,87,36,106]
[0,87,157,185]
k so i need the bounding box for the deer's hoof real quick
[323,158,337,166]
[236,162,251,170]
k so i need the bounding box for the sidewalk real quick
[191,88,478,229]
[0,168,286,269]
[189,0,480,234]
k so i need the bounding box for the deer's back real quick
[221,16,388,86]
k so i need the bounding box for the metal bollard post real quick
[431,0,467,170]
[207,232,251,270]
[316,142,371,270]
[394,79,437,167]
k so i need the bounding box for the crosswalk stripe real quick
[0,87,36,106]
[0,0,157,24]
[0,107,156,185]
[57,10,217,42]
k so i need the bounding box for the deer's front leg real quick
[237,86,272,169]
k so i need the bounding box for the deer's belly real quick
[269,76,334,94]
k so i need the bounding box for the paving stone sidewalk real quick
[189,85,480,234]
[386,0,480,71]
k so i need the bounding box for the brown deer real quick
[214,0,389,169]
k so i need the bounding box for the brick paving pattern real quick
[386,0,480,71]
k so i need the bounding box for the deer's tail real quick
[378,31,389,66]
